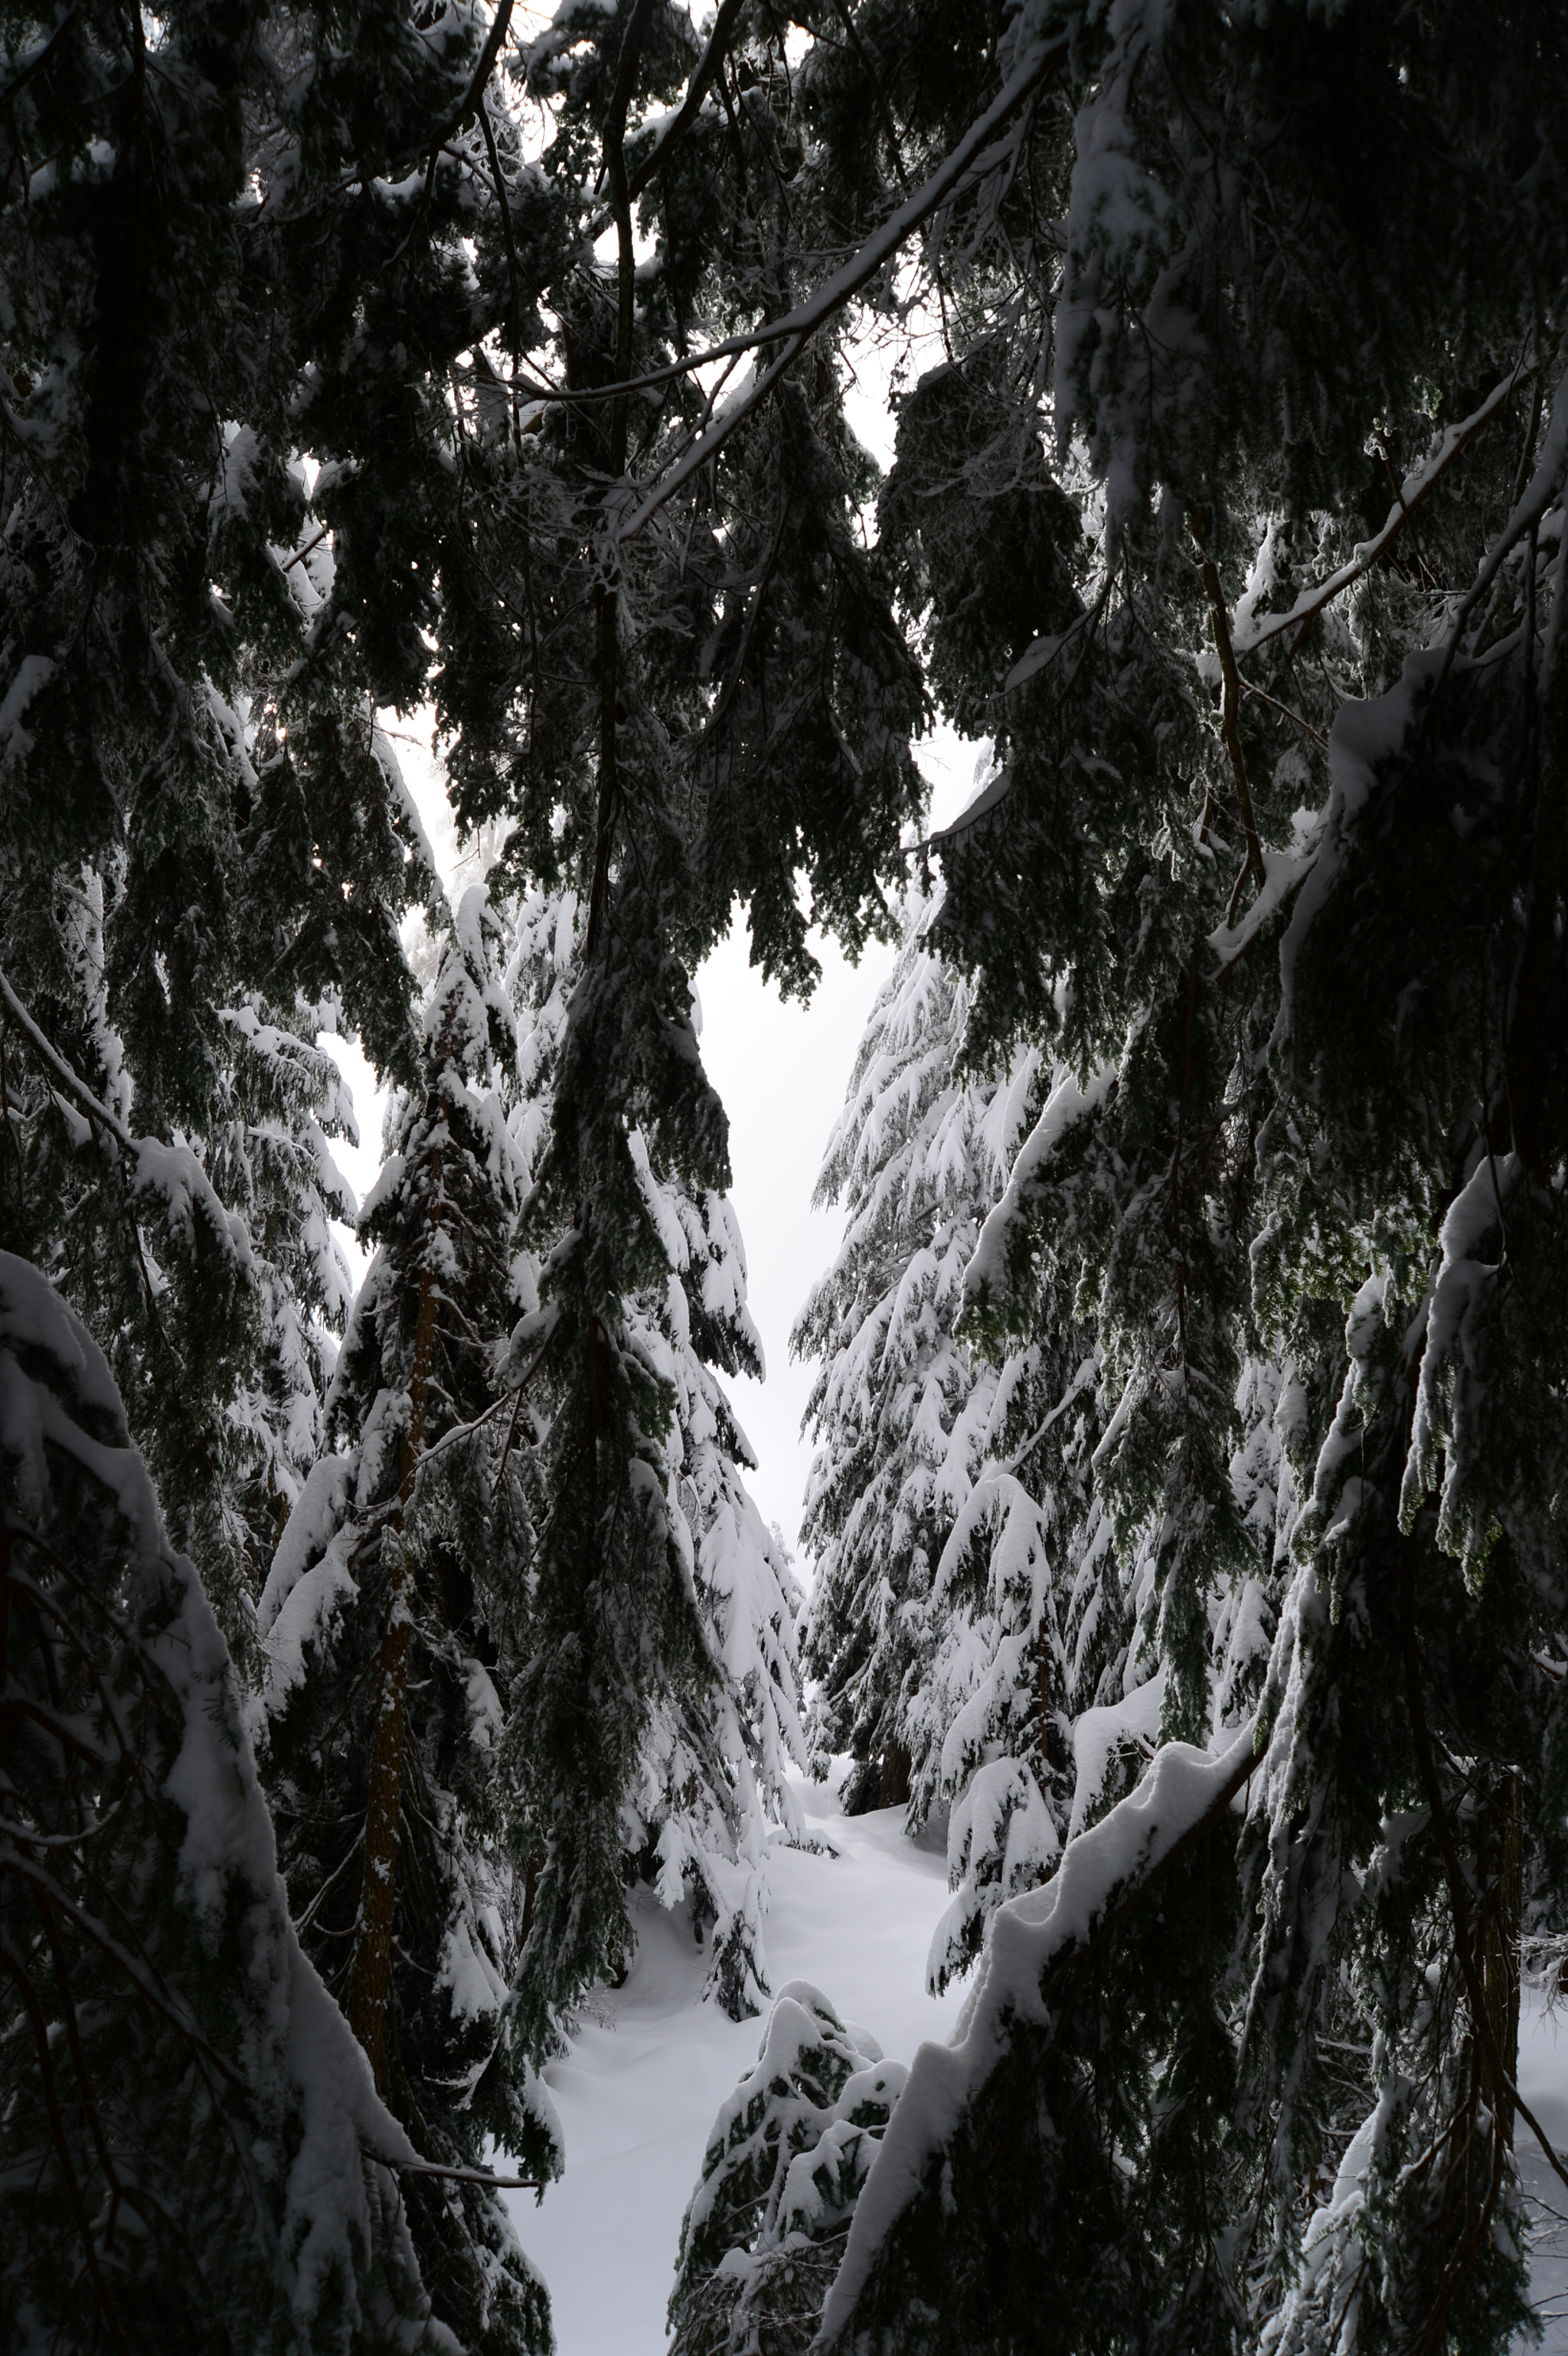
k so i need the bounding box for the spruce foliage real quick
[793,890,1027,1816]
[7,0,1568,2347]
[0,1253,441,2354]
[257,889,555,2354]
[809,4,1568,2352]
[668,1982,906,2356]
[500,887,807,2034]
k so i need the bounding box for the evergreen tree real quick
[627,1184,810,2020]
[2,817,403,1678]
[917,1469,1073,1992]
[11,3,1568,2348]
[794,890,1037,1815]
[0,0,505,1615]
[794,894,1141,1986]
[800,4,1568,2351]
[209,992,362,1602]
[258,888,556,2355]
[501,887,808,2030]
[0,1250,446,2354]
[7,0,929,2328]
[0,3,560,2322]
[667,1982,906,2356]
[405,0,927,2037]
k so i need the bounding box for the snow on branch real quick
[0,966,251,1271]
[620,35,1067,535]
[963,1061,1118,1315]
[818,1720,1260,2345]
[1230,360,1537,663]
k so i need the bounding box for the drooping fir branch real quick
[343,1139,441,2091]
[0,1251,444,2355]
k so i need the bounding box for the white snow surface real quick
[508,1776,965,2355]
[1518,1994,1568,2353]
[506,1766,1568,2355]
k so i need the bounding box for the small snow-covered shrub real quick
[667,1982,906,2356]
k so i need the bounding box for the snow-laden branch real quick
[0,966,251,1271]
[1230,359,1535,662]
[616,44,1054,539]
[0,966,138,1153]
[621,0,747,208]
[963,1060,1119,1314]
[819,1719,1262,2345]
[512,31,1064,439]
[619,36,1067,535]
[1427,362,1568,675]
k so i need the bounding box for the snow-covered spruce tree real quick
[802,5,1568,2353]
[794,890,1037,1816]
[3,0,929,2081]
[628,1180,811,2020]
[207,993,362,1596]
[4,0,935,2331]
[257,889,556,2355]
[0,851,381,1662]
[667,1982,906,2356]
[501,888,808,2029]
[793,900,1152,1973]
[917,1466,1076,1992]
[406,0,929,2041]
[0,1251,452,2355]
[0,0,519,1612]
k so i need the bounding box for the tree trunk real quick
[878,1743,912,1811]
[1478,1763,1524,2149]
[345,1147,442,2091]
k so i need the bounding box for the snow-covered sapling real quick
[668,1982,906,2356]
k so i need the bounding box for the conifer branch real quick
[346,1131,445,2086]
[0,1945,134,2356]
[498,34,1063,434]
[620,37,1065,535]
[621,0,748,208]
[1190,508,1266,900]
[478,96,521,361]
[586,0,656,962]
[1230,360,1537,665]
[826,0,910,191]
[0,967,136,1153]
[1504,563,1568,1173]
[1400,1536,1568,2201]
[381,2155,544,2191]
[0,11,80,115]
[0,966,231,1500]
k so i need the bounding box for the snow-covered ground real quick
[511,1789,1568,2355]
[1521,1995,1568,2351]
[510,1779,965,2354]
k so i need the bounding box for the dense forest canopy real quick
[3,0,1568,2350]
